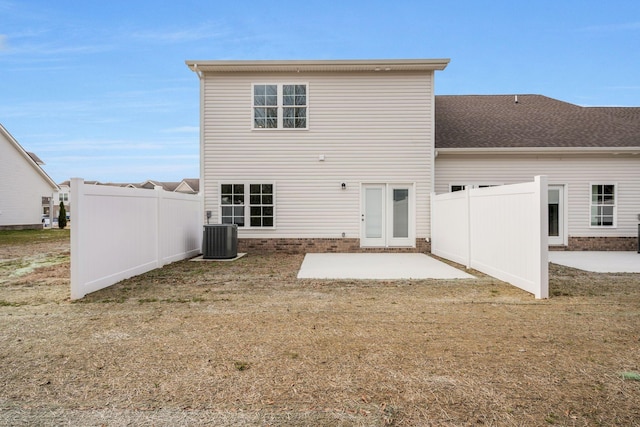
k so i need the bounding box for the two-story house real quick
[187,59,640,252]
[186,59,450,252]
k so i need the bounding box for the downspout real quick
[428,70,436,244]
[194,64,206,224]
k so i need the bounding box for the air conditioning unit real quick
[202,224,238,259]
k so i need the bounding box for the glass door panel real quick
[392,189,409,238]
[365,187,383,238]
[548,185,564,245]
[361,185,386,247]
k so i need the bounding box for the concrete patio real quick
[549,251,640,273]
[297,253,476,280]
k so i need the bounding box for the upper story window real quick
[253,84,307,129]
[590,184,616,227]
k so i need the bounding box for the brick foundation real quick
[549,236,639,251]
[238,238,431,254]
[239,236,638,254]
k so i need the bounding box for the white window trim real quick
[251,83,309,130]
[589,182,617,228]
[449,183,503,192]
[219,182,276,229]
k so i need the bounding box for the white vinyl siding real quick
[202,71,434,239]
[435,153,640,238]
[0,130,58,228]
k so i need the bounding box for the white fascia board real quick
[185,58,450,73]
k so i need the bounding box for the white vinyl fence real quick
[431,176,549,299]
[70,178,203,299]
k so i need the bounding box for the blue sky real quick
[1,0,639,184]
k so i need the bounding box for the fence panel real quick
[158,190,203,265]
[71,178,202,299]
[431,190,470,267]
[431,176,548,299]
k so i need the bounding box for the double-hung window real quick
[590,184,616,227]
[253,84,307,129]
[221,183,274,228]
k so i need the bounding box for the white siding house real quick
[187,59,449,252]
[435,96,640,250]
[186,62,638,253]
[0,124,59,230]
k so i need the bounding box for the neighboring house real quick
[56,182,71,221]
[435,95,640,250]
[121,179,199,193]
[186,59,639,252]
[0,124,59,230]
[186,59,450,252]
[175,178,200,194]
[139,180,180,192]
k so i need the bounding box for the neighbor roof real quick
[179,178,199,192]
[435,95,640,150]
[27,152,45,165]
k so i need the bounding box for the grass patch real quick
[620,372,640,381]
[233,361,250,371]
[0,299,24,307]
[0,229,70,246]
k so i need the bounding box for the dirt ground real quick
[1,231,639,426]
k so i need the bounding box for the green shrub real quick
[58,201,67,229]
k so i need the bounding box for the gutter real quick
[435,146,640,156]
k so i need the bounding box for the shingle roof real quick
[587,106,640,123]
[435,95,640,149]
[181,178,199,192]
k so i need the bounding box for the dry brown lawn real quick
[1,230,639,426]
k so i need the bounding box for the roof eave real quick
[186,58,450,73]
[436,146,640,155]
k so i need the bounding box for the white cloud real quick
[605,85,640,90]
[128,22,229,44]
[49,154,198,162]
[161,126,199,133]
[580,22,640,32]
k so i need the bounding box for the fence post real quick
[429,191,435,252]
[535,175,549,299]
[465,187,472,269]
[155,185,164,268]
[70,178,85,300]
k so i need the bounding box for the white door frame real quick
[548,184,567,246]
[360,183,415,248]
